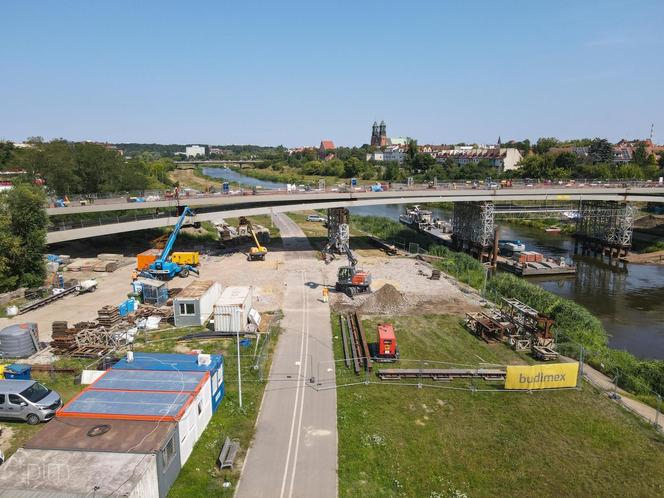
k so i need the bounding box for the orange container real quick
[136,249,161,270]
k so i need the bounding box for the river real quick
[203,167,664,360]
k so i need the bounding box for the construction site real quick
[1,204,664,498]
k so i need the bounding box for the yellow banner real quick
[505,363,579,390]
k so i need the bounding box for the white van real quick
[0,380,62,425]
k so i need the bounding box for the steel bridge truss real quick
[326,207,350,254]
[452,202,495,252]
[574,201,635,255]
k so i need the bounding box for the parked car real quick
[0,380,62,425]
[306,214,326,222]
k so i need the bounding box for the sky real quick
[1,0,662,147]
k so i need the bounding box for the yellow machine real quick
[171,252,200,266]
[240,217,268,261]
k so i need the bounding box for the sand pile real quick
[358,283,409,315]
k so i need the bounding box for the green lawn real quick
[333,314,664,498]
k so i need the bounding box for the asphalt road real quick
[236,213,337,498]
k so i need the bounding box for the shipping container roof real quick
[176,279,218,299]
[24,417,176,453]
[112,352,223,372]
[58,389,192,420]
[0,448,155,497]
[216,286,251,306]
[92,368,207,393]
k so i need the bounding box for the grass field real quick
[332,314,664,498]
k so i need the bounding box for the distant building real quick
[371,121,388,147]
[367,145,406,163]
[432,147,523,172]
[370,121,408,148]
[208,147,225,156]
[382,145,407,163]
[366,150,384,162]
[419,144,453,154]
[319,140,335,160]
[185,145,206,158]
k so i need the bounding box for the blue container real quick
[240,338,252,348]
[4,363,32,380]
[118,302,128,317]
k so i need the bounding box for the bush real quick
[487,273,664,398]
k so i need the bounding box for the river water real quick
[203,167,664,359]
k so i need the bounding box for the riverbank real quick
[505,217,575,234]
[343,214,664,405]
[622,248,664,264]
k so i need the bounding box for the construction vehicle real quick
[141,207,200,280]
[75,278,98,294]
[323,221,371,297]
[240,216,268,261]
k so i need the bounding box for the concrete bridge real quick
[46,186,664,243]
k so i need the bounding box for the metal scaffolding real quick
[574,201,635,257]
[451,202,495,256]
[326,207,350,254]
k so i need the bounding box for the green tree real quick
[632,143,648,166]
[2,185,47,289]
[534,137,560,154]
[589,138,614,164]
[553,152,578,176]
[0,141,15,169]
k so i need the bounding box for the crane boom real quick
[158,207,194,264]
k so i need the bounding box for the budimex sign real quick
[504,362,579,390]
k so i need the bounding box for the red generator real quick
[376,323,399,362]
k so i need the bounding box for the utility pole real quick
[237,328,243,409]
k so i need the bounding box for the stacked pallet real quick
[97,305,121,327]
[51,321,77,352]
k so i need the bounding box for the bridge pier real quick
[451,201,495,263]
[326,207,350,254]
[573,201,634,259]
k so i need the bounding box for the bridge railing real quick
[45,179,664,210]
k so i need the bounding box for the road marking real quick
[288,270,310,498]
[279,264,307,498]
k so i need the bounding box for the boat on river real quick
[499,239,526,253]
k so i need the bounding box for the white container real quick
[213,286,252,333]
[174,280,223,327]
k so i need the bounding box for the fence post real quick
[656,394,661,430]
[578,345,584,388]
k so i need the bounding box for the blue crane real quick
[142,206,200,280]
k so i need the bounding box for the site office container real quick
[137,249,161,270]
[173,280,223,327]
[213,286,252,333]
[56,368,212,466]
[112,352,225,413]
[11,417,181,498]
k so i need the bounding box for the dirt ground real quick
[1,239,482,343]
[328,255,484,316]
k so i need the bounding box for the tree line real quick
[0,139,176,196]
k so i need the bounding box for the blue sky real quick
[1,0,662,146]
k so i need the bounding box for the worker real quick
[322,286,329,303]
[131,270,138,281]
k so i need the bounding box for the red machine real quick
[376,323,399,361]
